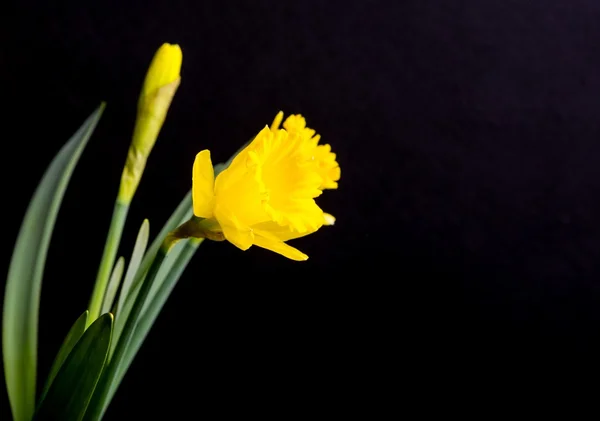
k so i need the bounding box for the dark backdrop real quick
[3,0,600,417]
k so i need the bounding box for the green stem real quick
[88,201,129,327]
[84,243,169,421]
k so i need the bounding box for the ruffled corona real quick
[270,111,341,190]
[191,116,340,261]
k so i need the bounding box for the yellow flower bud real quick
[119,43,183,203]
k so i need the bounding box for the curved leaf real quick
[117,219,149,315]
[34,313,113,421]
[121,239,201,379]
[2,104,105,421]
[101,257,125,314]
[111,219,149,355]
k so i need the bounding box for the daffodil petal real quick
[214,204,254,250]
[214,149,270,227]
[192,150,215,218]
[253,235,308,261]
[323,213,336,226]
[252,223,314,242]
[283,114,307,132]
[313,144,340,190]
[271,111,284,132]
[222,223,253,250]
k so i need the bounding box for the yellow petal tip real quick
[271,111,284,132]
[323,213,336,226]
[142,43,183,97]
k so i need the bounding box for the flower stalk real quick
[87,43,182,326]
[86,202,129,327]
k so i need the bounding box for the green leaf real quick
[143,239,188,315]
[39,311,89,404]
[110,219,149,355]
[34,313,113,421]
[118,219,150,314]
[122,239,201,377]
[101,257,125,315]
[2,104,105,421]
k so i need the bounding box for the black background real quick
[3,0,600,417]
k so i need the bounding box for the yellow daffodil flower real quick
[190,115,340,261]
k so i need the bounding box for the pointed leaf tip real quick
[2,105,103,421]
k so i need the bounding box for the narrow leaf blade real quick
[110,220,149,355]
[143,239,188,315]
[121,240,201,381]
[39,311,89,403]
[2,104,104,421]
[34,313,113,421]
[101,257,125,314]
[117,219,149,315]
